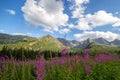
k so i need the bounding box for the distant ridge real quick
[58,37,120,48]
[57,38,81,49]
[0,33,120,50]
[0,33,29,44]
[0,33,64,51]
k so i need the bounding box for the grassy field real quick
[0,49,120,80]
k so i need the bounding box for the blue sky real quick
[0,0,120,41]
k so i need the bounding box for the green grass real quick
[0,60,36,80]
[0,57,120,80]
[0,36,64,51]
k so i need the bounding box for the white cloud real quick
[75,0,89,5]
[0,30,5,33]
[76,10,120,30]
[74,31,120,42]
[22,0,69,32]
[12,32,34,36]
[26,32,33,35]
[68,24,74,29]
[6,9,16,15]
[12,33,26,36]
[72,6,85,18]
[67,0,120,31]
[21,0,120,35]
[70,0,89,18]
[112,20,120,27]
[59,28,70,34]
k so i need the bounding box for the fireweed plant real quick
[34,48,120,80]
[0,48,120,80]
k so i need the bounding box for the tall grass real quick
[35,49,120,80]
[0,57,36,80]
[0,49,120,80]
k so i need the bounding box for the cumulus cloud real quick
[12,33,27,36]
[26,32,33,35]
[12,32,34,36]
[67,0,120,31]
[59,28,70,34]
[74,31,120,42]
[6,9,16,15]
[112,20,120,27]
[68,24,75,29]
[76,10,120,30]
[0,30,5,33]
[21,0,69,32]
[70,0,89,18]
[21,0,120,35]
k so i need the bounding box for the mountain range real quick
[58,37,120,48]
[0,33,120,50]
[0,33,64,51]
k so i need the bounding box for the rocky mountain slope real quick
[0,33,120,50]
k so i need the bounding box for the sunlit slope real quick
[0,35,64,51]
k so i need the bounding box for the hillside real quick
[30,35,64,51]
[0,33,120,51]
[0,33,64,51]
[0,33,29,44]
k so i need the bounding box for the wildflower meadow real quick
[0,48,120,80]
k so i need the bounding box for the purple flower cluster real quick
[60,57,66,64]
[61,48,67,56]
[34,49,120,78]
[0,56,5,72]
[84,49,89,60]
[86,66,91,75]
[95,53,118,62]
[83,49,91,75]
[0,56,5,62]
[35,60,46,80]
[78,56,84,62]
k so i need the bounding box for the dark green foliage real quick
[0,61,36,80]
[89,61,120,80]
[89,43,120,56]
[43,59,120,80]
[0,47,120,80]
[43,50,62,60]
[0,46,38,60]
[0,33,29,44]
[0,46,64,60]
[0,44,120,60]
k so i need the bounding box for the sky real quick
[0,0,120,41]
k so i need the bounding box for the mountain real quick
[57,38,81,48]
[111,39,120,47]
[80,38,93,48]
[81,38,120,48]
[0,33,64,51]
[92,38,120,47]
[0,33,29,44]
[57,37,117,49]
[93,38,110,45]
[0,33,120,50]
[31,35,64,50]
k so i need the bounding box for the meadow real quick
[0,48,120,80]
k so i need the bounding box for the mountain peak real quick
[87,38,94,43]
[43,35,53,38]
[57,38,81,49]
[93,37,110,45]
[111,39,120,46]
